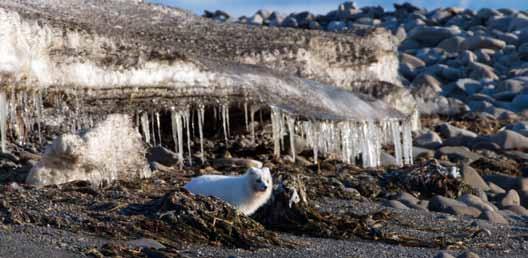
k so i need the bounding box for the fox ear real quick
[262,167,271,175]
[247,167,259,175]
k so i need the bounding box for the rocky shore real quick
[0,0,527,258]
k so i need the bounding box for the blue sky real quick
[149,0,528,17]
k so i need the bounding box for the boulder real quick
[436,123,478,139]
[458,194,495,212]
[429,195,481,217]
[437,146,482,163]
[500,189,521,208]
[479,210,509,224]
[460,36,506,50]
[461,165,490,192]
[415,130,443,149]
[407,26,461,46]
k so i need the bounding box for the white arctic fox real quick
[184,167,273,215]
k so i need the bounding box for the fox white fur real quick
[184,167,273,215]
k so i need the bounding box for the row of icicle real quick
[0,90,413,168]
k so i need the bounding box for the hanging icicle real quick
[0,91,7,153]
[141,112,150,145]
[286,115,296,162]
[197,104,205,164]
[184,109,192,166]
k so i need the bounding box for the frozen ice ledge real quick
[0,0,414,167]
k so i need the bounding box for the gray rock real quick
[412,75,442,98]
[445,204,482,217]
[511,94,528,111]
[519,43,528,60]
[256,9,272,20]
[434,251,456,258]
[308,21,321,30]
[483,130,528,150]
[408,26,461,46]
[468,100,494,112]
[399,38,422,51]
[509,16,528,31]
[457,251,480,258]
[147,146,179,166]
[484,174,518,191]
[395,192,420,206]
[415,130,443,149]
[126,238,165,250]
[487,16,512,32]
[488,182,506,194]
[458,194,495,212]
[437,36,465,52]
[291,11,315,28]
[413,146,435,160]
[500,189,521,208]
[461,165,490,192]
[422,64,463,82]
[248,14,264,25]
[400,53,426,69]
[460,36,506,50]
[281,16,298,28]
[268,12,285,27]
[505,205,528,216]
[327,21,347,32]
[475,48,495,64]
[384,200,409,210]
[416,96,469,116]
[491,30,519,46]
[443,78,482,99]
[436,123,478,139]
[404,18,426,32]
[459,50,477,66]
[380,152,399,167]
[479,210,509,224]
[415,48,447,65]
[437,146,482,163]
[468,62,499,81]
[429,195,481,217]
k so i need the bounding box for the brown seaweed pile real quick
[383,160,473,199]
[252,168,467,248]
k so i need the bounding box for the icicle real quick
[270,106,281,158]
[170,108,178,153]
[141,112,150,145]
[184,109,192,166]
[313,122,320,165]
[171,109,184,166]
[191,109,195,138]
[0,92,7,153]
[156,112,162,147]
[286,116,296,162]
[244,102,249,132]
[250,105,256,144]
[402,120,414,165]
[33,90,43,144]
[221,104,229,145]
[197,104,205,163]
[390,120,403,166]
[151,113,157,146]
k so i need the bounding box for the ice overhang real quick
[0,0,413,167]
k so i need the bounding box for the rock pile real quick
[206,1,528,118]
